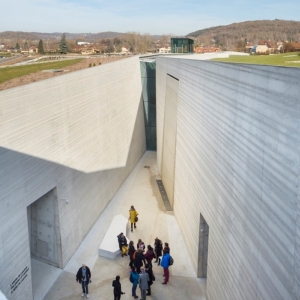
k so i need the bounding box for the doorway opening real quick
[197,213,209,278]
[27,188,62,268]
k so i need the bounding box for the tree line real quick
[2,32,172,54]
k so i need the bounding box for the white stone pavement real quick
[36,151,206,300]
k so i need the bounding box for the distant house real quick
[71,44,100,54]
[256,40,278,53]
[245,42,254,52]
[7,47,18,53]
[77,42,90,46]
[158,47,171,53]
[291,42,300,51]
[81,46,100,55]
[121,47,129,54]
[194,46,221,53]
[29,46,38,54]
[0,44,4,50]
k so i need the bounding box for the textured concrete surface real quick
[0,58,146,300]
[43,152,206,300]
[0,56,142,172]
[156,57,300,300]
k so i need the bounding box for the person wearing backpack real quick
[129,267,139,299]
[160,250,171,284]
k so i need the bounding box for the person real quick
[112,275,125,300]
[154,238,162,263]
[128,240,136,268]
[139,267,149,300]
[130,267,139,299]
[129,205,139,232]
[163,242,170,254]
[134,249,145,273]
[161,250,171,284]
[117,232,128,257]
[76,264,91,298]
[145,264,155,296]
[144,245,155,267]
[137,239,145,251]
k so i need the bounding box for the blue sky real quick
[1,0,299,35]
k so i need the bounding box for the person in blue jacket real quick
[160,250,170,284]
[130,267,140,299]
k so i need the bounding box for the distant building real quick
[158,47,171,53]
[291,42,300,51]
[194,46,221,53]
[256,40,278,53]
[121,47,129,53]
[171,38,194,54]
[77,42,90,45]
[29,46,38,54]
[245,42,254,52]
[0,44,4,50]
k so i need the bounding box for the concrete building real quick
[0,57,146,299]
[156,56,300,300]
[0,52,300,300]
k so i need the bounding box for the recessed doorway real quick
[27,188,62,268]
[198,213,209,278]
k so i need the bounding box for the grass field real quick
[0,52,11,57]
[0,58,83,84]
[211,52,300,67]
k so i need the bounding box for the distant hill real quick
[187,20,300,49]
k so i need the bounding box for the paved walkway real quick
[41,151,206,300]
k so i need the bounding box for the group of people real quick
[76,205,172,299]
[126,236,171,299]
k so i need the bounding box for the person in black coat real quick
[145,264,155,296]
[117,232,128,257]
[112,275,125,300]
[128,241,136,268]
[76,264,92,297]
[134,249,145,273]
[154,238,162,262]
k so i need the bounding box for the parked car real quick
[250,45,257,54]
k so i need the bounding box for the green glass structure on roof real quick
[171,38,194,54]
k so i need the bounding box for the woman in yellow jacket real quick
[129,205,139,232]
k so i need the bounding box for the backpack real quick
[129,273,133,283]
[169,256,174,266]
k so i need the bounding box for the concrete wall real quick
[161,75,179,207]
[156,56,300,300]
[0,57,142,173]
[0,57,146,300]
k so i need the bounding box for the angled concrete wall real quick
[0,57,146,300]
[0,57,142,172]
[156,56,300,300]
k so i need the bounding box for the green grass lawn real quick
[0,52,11,57]
[0,59,83,84]
[211,52,300,67]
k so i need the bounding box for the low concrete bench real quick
[99,214,129,259]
